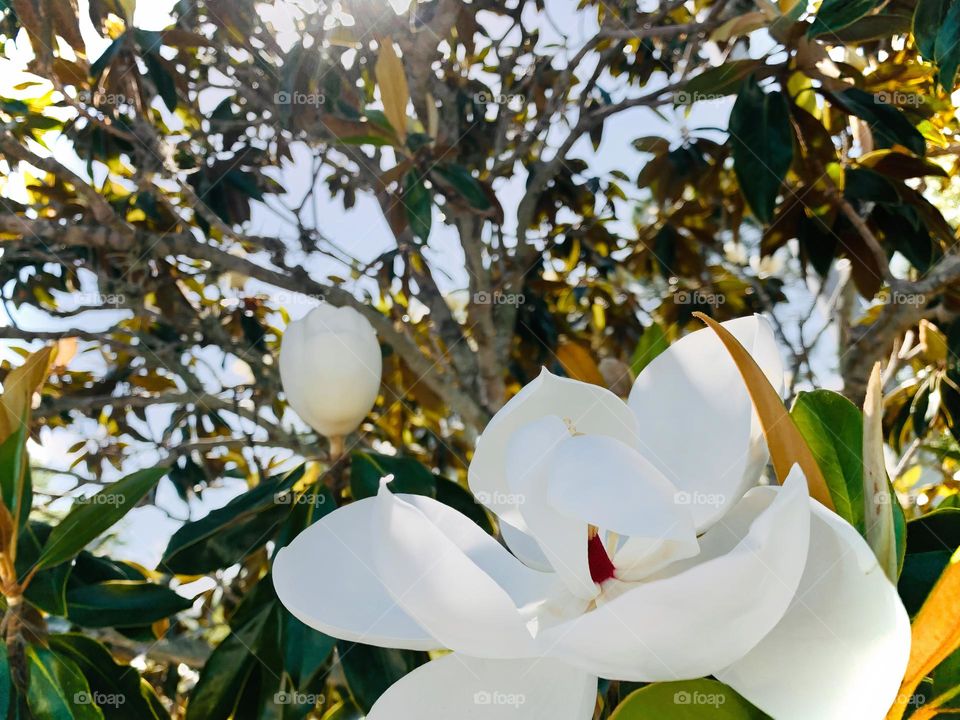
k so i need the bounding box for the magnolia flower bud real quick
[279,305,382,438]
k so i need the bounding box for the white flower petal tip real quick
[271,498,437,651]
[627,314,783,531]
[469,368,642,528]
[367,654,598,720]
[279,304,382,437]
[716,499,911,720]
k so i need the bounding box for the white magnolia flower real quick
[279,304,382,438]
[274,315,910,719]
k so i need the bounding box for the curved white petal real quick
[272,498,437,650]
[715,501,911,720]
[368,654,598,720]
[372,485,556,658]
[539,466,810,681]
[628,314,783,531]
[547,435,699,581]
[506,418,595,600]
[470,369,641,528]
[499,518,552,572]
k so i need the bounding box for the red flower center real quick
[587,533,616,584]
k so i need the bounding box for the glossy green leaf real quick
[403,172,432,241]
[338,643,428,714]
[36,467,167,571]
[729,77,793,223]
[809,0,883,36]
[898,509,960,614]
[790,390,866,533]
[610,679,767,719]
[66,581,193,628]
[830,88,925,155]
[48,634,166,720]
[431,164,490,210]
[17,522,71,615]
[143,52,177,112]
[935,2,960,90]
[350,452,436,500]
[915,0,950,59]
[630,322,669,377]
[0,418,31,531]
[163,466,303,574]
[26,646,103,720]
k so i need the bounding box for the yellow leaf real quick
[0,346,56,444]
[711,11,769,42]
[556,341,605,386]
[54,337,78,369]
[694,313,834,509]
[887,551,960,720]
[919,319,947,364]
[863,363,898,582]
[376,37,409,143]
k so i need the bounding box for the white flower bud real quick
[279,305,382,438]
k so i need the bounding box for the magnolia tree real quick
[0,0,960,717]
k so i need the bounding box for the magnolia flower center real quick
[587,533,616,584]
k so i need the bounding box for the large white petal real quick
[470,369,641,529]
[272,498,437,650]
[538,466,810,681]
[628,314,783,531]
[715,501,911,720]
[372,485,557,658]
[506,418,595,600]
[499,518,552,572]
[547,434,699,581]
[368,654,598,720]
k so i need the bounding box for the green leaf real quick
[790,390,866,533]
[897,509,960,614]
[630,322,669,376]
[162,466,302,574]
[684,59,762,98]
[915,0,950,59]
[17,522,71,615]
[431,164,490,210]
[0,419,31,531]
[830,88,925,155]
[65,581,193,628]
[403,172,432,241]
[186,603,275,720]
[935,2,960,91]
[26,646,104,720]
[36,467,167,571]
[0,648,10,720]
[610,679,767,718]
[435,478,495,534]
[143,52,177,112]
[729,77,794,223]
[338,643,428,714]
[809,0,882,36]
[350,452,436,500]
[48,634,166,720]
[90,35,126,81]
